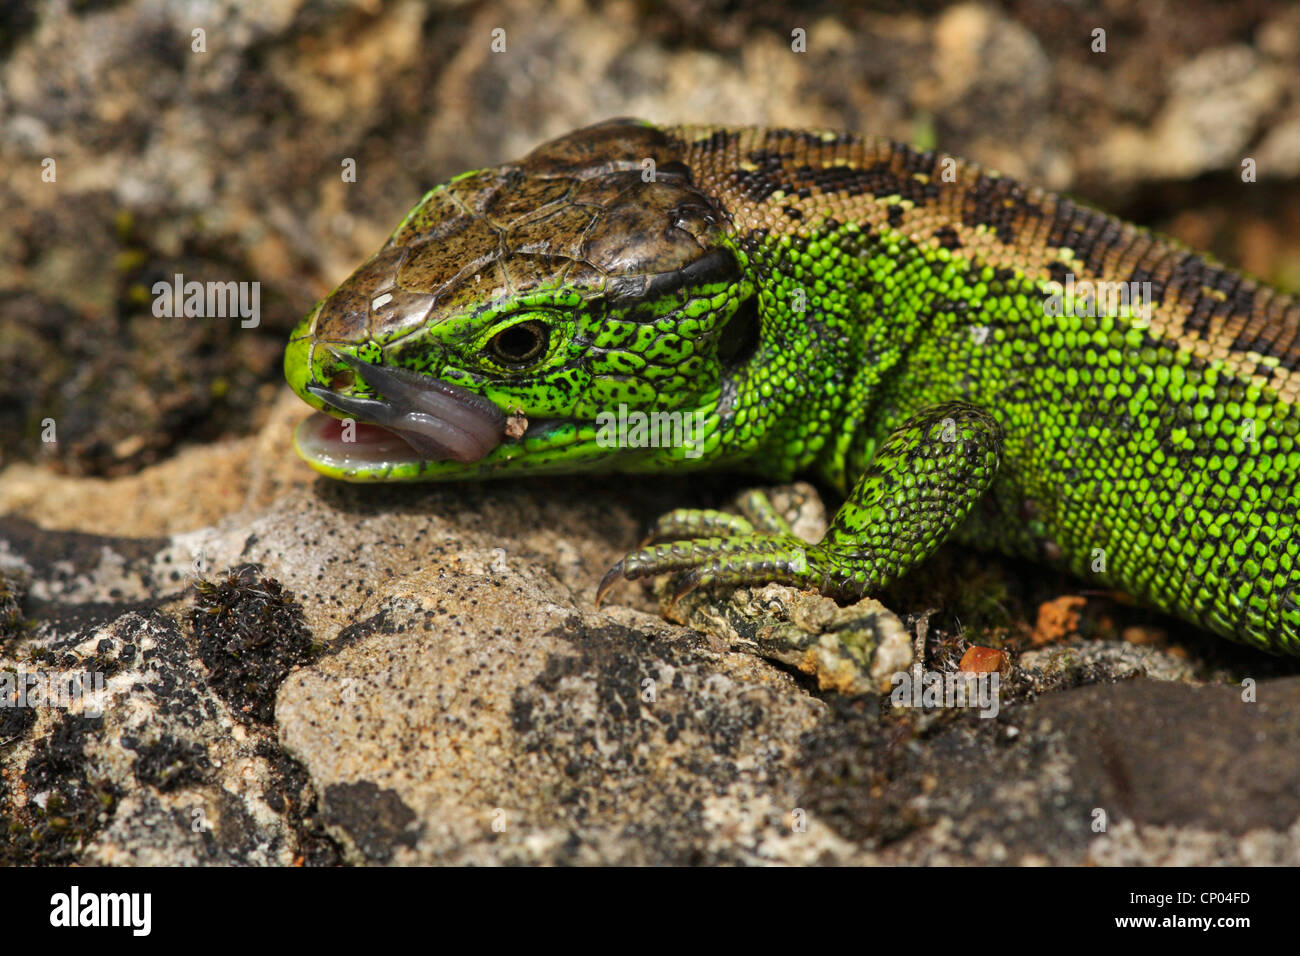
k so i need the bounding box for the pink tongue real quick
[319,417,402,444]
[320,347,506,462]
[299,414,424,464]
[302,407,503,463]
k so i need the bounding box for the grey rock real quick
[4,0,1300,868]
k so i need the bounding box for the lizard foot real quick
[597,532,821,606]
[597,403,1002,608]
[598,485,826,607]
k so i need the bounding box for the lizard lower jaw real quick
[292,410,574,474]
[294,411,436,471]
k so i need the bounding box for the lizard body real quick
[285,119,1300,655]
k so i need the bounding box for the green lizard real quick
[284,119,1300,656]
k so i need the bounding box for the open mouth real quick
[296,348,507,468]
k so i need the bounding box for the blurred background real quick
[2,0,1298,489]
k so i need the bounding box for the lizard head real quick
[285,119,757,481]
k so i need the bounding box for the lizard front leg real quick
[597,402,1003,604]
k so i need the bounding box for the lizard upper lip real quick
[305,348,506,463]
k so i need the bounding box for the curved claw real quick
[594,560,626,608]
[670,569,702,604]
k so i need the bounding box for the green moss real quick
[189,565,321,724]
[1,715,120,866]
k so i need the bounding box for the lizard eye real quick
[488,319,549,367]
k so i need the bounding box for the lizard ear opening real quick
[717,295,760,371]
